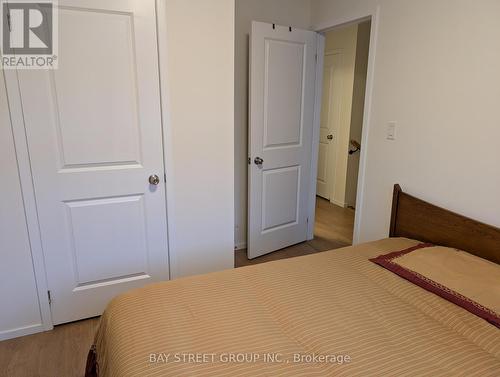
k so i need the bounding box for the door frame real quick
[3,70,54,336]
[3,0,170,333]
[307,6,381,244]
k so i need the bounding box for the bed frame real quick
[390,184,500,264]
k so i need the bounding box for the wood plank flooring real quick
[0,197,354,377]
[0,318,99,377]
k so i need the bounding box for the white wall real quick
[160,0,235,277]
[311,0,500,241]
[0,70,43,340]
[234,0,312,248]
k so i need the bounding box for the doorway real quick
[244,17,375,262]
[313,20,371,247]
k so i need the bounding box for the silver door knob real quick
[327,134,334,140]
[254,157,264,166]
[149,174,160,185]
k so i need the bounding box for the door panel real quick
[263,40,304,148]
[15,0,169,324]
[248,22,317,259]
[262,166,300,231]
[317,143,328,185]
[65,195,148,285]
[55,8,141,167]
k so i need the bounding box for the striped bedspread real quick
[92,238,500,376]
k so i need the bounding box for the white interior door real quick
[248,21,318,259]
[316,53,343,200]
[12,0,169,324]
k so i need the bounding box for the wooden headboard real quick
[390,184,500,264]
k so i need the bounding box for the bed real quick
[86,185,500,376]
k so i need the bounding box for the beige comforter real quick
[94,238,500,376]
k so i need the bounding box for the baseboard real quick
[331,199,347,208]
[0,323,45,341]
[234,241,247,250]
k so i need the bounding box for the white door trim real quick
[307,34,325,240]
[308,6,381,244]
[155,0,173,279]
[4,70,53,332]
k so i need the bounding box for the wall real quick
[0,70,43,340]
[311,0,500,241]
[160,0,235,277]
[234,0,312,249]
[345,20,370,208]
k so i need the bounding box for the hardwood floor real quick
[0,197,354,377]
[314,197,355,245]
[236,197,354,267]
[0,318,99,377]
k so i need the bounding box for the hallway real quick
[314,197,355,245]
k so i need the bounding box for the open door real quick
[248,21,320,259]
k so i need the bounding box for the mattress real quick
[90,238,500,376]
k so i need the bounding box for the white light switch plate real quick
[387,121,396,140]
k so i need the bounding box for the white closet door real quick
[15,0,169,324]
[248,22,318,259]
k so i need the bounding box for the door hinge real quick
[47,290,52,305]
[6,10,11,32]
[248,157,251,165]
[164,172,167,183]
[306,217,309,224]
[315,53,318,62]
